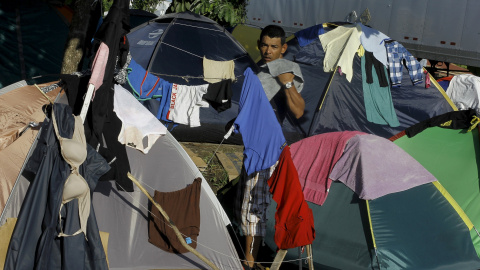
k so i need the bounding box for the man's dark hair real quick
[260,25,286,45]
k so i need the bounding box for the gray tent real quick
[0,83,242,269]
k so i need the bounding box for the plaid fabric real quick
[385,41,423,87]
[236,163,278,237]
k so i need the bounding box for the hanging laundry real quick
[361,53,400,127]
[385,41,423,87]
[268,146,315,250]
[89,42,109,94]
[234,68,286,176]
[127,58,163,100]
[51,109,91,239]
[294,24,325,47]
[405,109,477,138]
[5,104,110,270]
[166,83,209,127]
[329,134,436,200]
[290,131,365,205]
[359,24,389,67]
[364,51,389,87]
[203,57,235,84]
[446,74,480,115]
[149,178,201,254]
[156,79,173,123]
[319,24,362,82]
[203,79,232,112]
[113,84,167,154]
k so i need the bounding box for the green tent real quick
[393,126,480,257]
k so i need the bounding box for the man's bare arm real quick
[277,72,305,119]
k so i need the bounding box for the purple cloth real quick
[290,131,365,205]
[329,134,436,200]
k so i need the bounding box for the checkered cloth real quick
[236,163,278,237]
[385,41,423,87]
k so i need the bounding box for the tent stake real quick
[127,172,220,270]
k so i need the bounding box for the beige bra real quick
[51,110,90,239]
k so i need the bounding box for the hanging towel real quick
[166,83,209,127]
[329,134,436,200]
[234,68,286,176]
[290,131,366,205]
[203,57,235,83]
[257,58,304,101]
[113,84,167,154]
[319,24,362,82]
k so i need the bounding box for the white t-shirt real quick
[167,83,209,127]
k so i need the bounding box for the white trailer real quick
[246,0,480,67]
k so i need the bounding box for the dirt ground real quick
[180,142,243,194]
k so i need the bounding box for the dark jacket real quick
[5,104,110,270]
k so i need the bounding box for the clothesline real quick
[114,179,313,266]
[162,41,249,62]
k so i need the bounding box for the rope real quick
[173,22,225,33]
[113,180,313,266]
[34,84,54,104]
[162,41,249,62]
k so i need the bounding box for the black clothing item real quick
[365,51,389,87]
[405,109,477,137]
[5,104,110,270]
[203,79,232,112]
[89,0,130,143]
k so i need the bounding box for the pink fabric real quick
[425,70,431,89]
[290,131,366,205]
[89,42,109,93]
[329,134,436,200]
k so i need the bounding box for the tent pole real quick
[270,249,288,270]
[127,173,220,270]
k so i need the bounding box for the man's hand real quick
[276,72,305,119]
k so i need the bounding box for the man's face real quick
[258,36,287,63]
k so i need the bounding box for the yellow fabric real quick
[426,68,458,111]
[0,218,17,269]
[319,24,362,82]
[99,231,109,267]
[357,45,365,57]
[203,57,235,84]
[231,25,262,63]
[432,181,473,230]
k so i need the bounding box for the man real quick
[257,25,305,120]
[238,25,305,270]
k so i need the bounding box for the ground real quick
[180,142,243,194]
